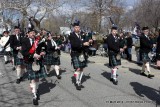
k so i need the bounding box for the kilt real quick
[26,62,47,80]
[4,51,12,56]
[43,53,60,65]
[141,52,150,62]
[71,56,87,70]
[13,54,25,66]
[109,55,118,67]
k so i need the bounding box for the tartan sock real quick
[146,62,150,74]
[16,66,21,79]
[4,55,8,62]
[79,72,83,83]
[55,65,60,76]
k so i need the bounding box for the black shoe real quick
[113,79,118,85]
[148,74,154,78]
[57,75,61,79]
[140,72,147,76]
[76,84,81,90]
[33,98,38,105]
[12,67,16,71]
[16,79,21,84]
[79,83,85,88]
[110,78,113,82]
[20,77,23,81]
[5,61,8,64]
[47,73,50,77]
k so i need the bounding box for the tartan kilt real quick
[109,54,120,67]
[141,52,150,62]
[4,51,12,56]
[43,53,60,65]
[26,62,47,80]
[13,54,25,66]
[71,56,87,69]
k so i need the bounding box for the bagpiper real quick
[69,20,90,90]
[43,32,61,79]
[4,26,25,84]
[140,27,154,78]
[22,30,47,105]
[106,26,124,85]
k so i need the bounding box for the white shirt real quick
[0,36,11,51]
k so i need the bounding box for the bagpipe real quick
[28,34,46,72]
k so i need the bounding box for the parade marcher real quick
[22,30,47,105]
[107,26,124,85]
[0,31,11,64]
[140,27,154,78]
[44,33,61,79]
[4,26,25,83]
[69,20,90,90]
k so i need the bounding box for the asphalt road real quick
[0,50,160,107]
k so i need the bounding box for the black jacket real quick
[45,40,55,53]
[22,37,47,62]
[140,34,152,53]
[69,32,83,53]
[4,34,23,54]
[107,34,120,54]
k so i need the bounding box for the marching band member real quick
[0,31,11,64]
[44,33,61,79]
[140,27,154,78]
[107,26,124,85]
[69,20,90,90]
[4,26,25,84]
[22,30,47,105]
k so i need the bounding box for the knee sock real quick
[74,71,80,84]
[16,66,21,79]
[79,72,83,83]
[4,55,8,62]
[55,65,60,76]
[111,68,117,80]
[146,62,151,74]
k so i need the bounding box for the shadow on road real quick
[38,80,56,96]
[130,82,160,105]
[101,70,111,81]
[129,68,141,75]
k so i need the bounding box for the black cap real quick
[111,26,118,30]
[14,26,20,29]
[28,29,35,33]
[73,20,80,26]
[142,26,149,30]
[3,31,9,34]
